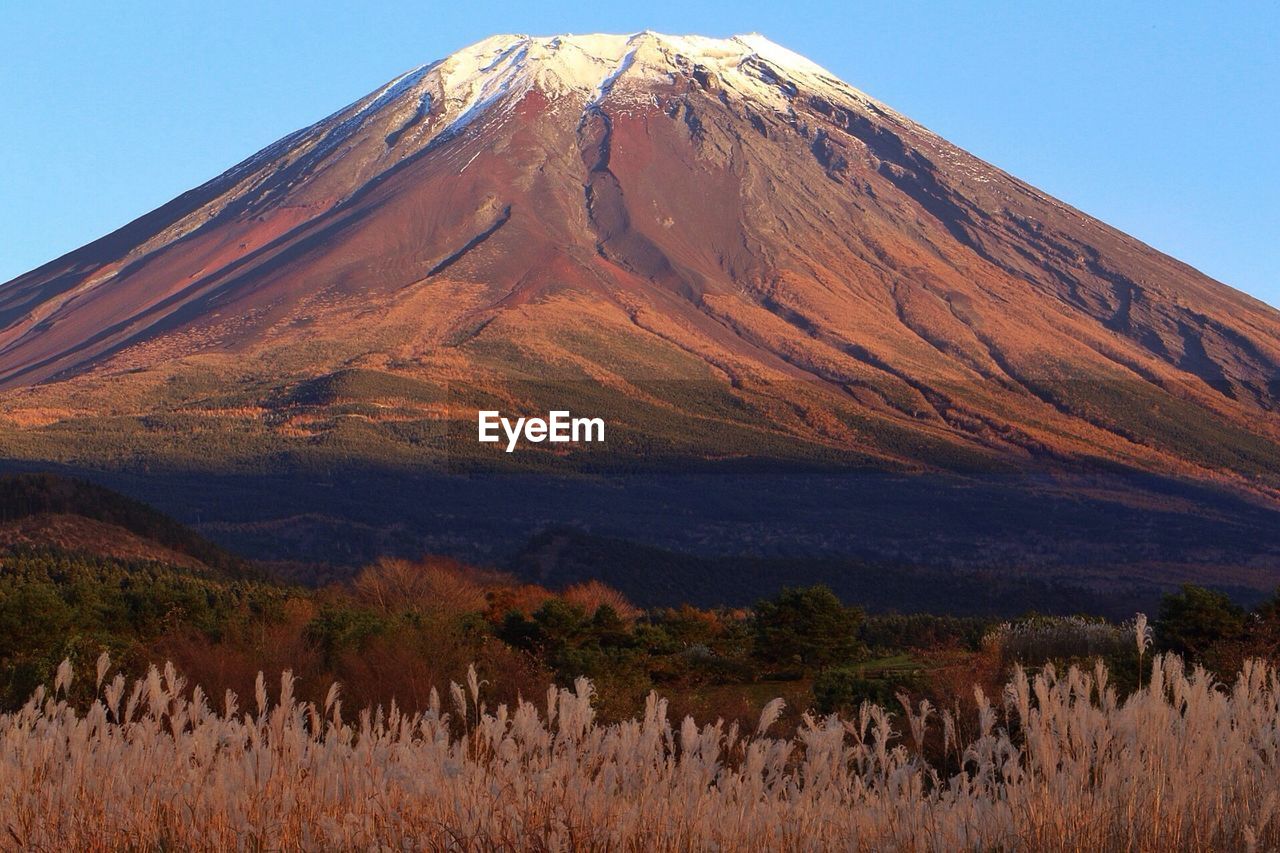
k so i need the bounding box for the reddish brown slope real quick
[0,32,1276,498]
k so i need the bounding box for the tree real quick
[1154,585,1245,661]
[1245,588,1280,659]
[1200,587,1280,674]
[351,557,486,617]
[752,585,865,672]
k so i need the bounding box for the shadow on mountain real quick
[1,460,1276,615]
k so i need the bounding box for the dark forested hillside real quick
[0,473,250,576]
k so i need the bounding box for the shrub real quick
[813,666,921,714]
[561,580,641,621]
[982,615,1131,666]
[351,556,494,616]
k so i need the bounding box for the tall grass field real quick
[3,650,1278,850]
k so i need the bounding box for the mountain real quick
[1,33,1278,596]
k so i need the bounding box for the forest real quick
[3,540,1275,730]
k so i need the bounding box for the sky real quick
[2,1,1277,306]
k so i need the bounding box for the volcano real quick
[2,33,1279,596]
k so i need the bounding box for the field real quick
[3,652,1279,850]
[2,478,1278,849]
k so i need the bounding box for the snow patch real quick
[587,44,638,109]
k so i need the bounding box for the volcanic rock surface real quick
[2,33,1279,588]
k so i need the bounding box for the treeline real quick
[0,549,288,705]
[4,543,1279,728]
[0,473,252,577]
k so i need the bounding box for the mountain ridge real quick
[0,32,1277,586]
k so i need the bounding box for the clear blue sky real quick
[3,1,1277,306]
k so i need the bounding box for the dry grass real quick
[3,653,1278,850]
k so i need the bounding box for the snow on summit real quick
[184,32,887,252]
[325,32,870,152]
[436,32,847,102]
[195,31,896,204]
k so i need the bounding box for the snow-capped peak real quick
[220,32,873,201]
[424,32,862,133]
[443,31,840,85]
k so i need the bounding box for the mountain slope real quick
[0,473,250,575]
[0,33,1278,546]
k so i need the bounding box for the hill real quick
[0,473,249,576]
